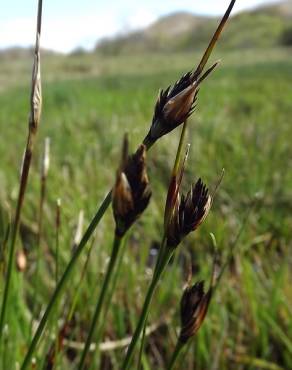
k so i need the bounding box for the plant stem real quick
[92,236,128,366]
[137,313,148,370]
[20,190,112,370]
[53,199,61,369]
[78,235,122,369]
[168,340,184,370]
[121,247,173,370]
[173,121,188,176]
[0,0,43,339]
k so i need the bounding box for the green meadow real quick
[0,46,292,369]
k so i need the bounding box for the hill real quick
[96,1,292,55]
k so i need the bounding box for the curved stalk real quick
[121,247,173,370]
[78,235,122,369]
[92,236,128,366]
[168,340,184,370]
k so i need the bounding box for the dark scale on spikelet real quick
[143,73,198,148]
[113,138,152,237]
[166,179,211,248]
[143,63,218,149]
[179,281,212,343]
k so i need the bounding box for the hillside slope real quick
[96,1,292,54]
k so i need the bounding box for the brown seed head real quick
[143,0,237,149]
[166,178,211,248]
[113,140,151,237]
[179,281,212,343]
[143,73,199,148]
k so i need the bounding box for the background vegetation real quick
[0,2,291,369]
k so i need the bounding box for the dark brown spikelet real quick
[113,139,152,237]
[179,281,212,343]
[143,73,199,149]
[143,62,220,149]
[143,0,237,149]
[166,178,211,248]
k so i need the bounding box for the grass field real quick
[0,47,292,369]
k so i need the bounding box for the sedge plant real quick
[121,116,214,369]
[78,136,152,369]
[21,1,236,367]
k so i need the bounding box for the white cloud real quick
[1,12,122,53]
[0,0,284,53]
[124,9,157,31]
[1,18,35,48]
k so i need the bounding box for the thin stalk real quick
[30,138,50,340]
[20,190,112,370]
[0,0,43,339]
[137,313,148,370]
[132,121,188,370]
[67,240,94,323]
[37,169,45,245]
[168,340,184,370]
[78,235,122,370]
[92,236,128,366]
[173,121,188,176]
[53,199,61,369]
[121,247,174,370]
[55,199,61,285]
[164,121,188,233]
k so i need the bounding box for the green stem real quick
[164,121,188,233]
[0,132,36,340]
[173,121,188,176]
[78,235,122,370]
[121,248,173,370]
[137,313,148,370]
[92,236,128,366]
[67,240,94,323]
[168,340,184,370]
[53,201,61,369]
[30,176,46,340]
[20,190,112,370]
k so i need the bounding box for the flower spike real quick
[113,136,152,237]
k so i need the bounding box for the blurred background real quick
[0,0,291,369]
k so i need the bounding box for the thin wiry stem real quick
[122,117,189,369]
[168,340,184,370]
[121,246,174,370]
[137,312,148,370]
[30,138,50,338]
[78,235,122,369]
[53,198,61,369]
[192,0,236,79]
[0,0,43,339]
[91,235,128,366]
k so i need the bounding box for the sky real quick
[0,0,283,53]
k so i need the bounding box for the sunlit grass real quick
[0,48,291,369]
